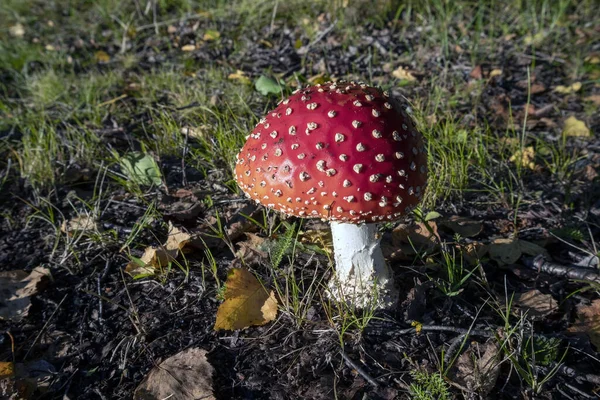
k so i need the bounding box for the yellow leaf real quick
[181,44,196,52]
[214,269,278,331]
[585,55,600,64]
[509,146,536,170]
[411,320,423,334]
[524,32,546,46]
[203,29,220,41]
[228,70,251,85]
[563,116,590,138]
[392,66,417,82]
[45,44,55,51]
[94,50,110,63]
[553,82,582,94]
[489,69,502,78]
[0,362,14,378]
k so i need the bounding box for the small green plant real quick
[409,369,451,400]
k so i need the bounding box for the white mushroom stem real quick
[328,222,398,309]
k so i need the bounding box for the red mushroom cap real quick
[235,81,427,223]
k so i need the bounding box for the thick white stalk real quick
[328,222,397,309]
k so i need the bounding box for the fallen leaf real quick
[585,55,600,64]
[180,125,209,140]
[214,268,278,331]
[9,23,25,38]
[60,215,99,235]
[489,238,521,265]
[441,216,483,237]
[228,69,251,85]
[524,32,546,46]
[0,362,14,378]
[562,116,590,138]
[45,44,55,51]
[411,320,423,334]
[553,82,582,94]
[203,29,220,41]
[489,69,502,78]
[0,267,50,321]
[134,348,215,400]
[462,242,488,265]
[120,152,162,186]
[180,44,196,51]
[584,95,600,106]
[451,341,500,395]
[469,65,483,80]
[392,66,417,82]
[529,83,546,94]
[509,146,536,170]
[514,289,557,319]
[167,25,177,34]
[235,233,268,264]
[393,221,440,249]
[125,223,200,277]
[568,299,600,349]
[94,50,110,63]
[518,240,550,258]
[12,360,56,398]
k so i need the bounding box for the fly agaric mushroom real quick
[234,81,427,308]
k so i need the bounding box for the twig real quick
[24,294,68,360]
[396,325,494,337]
[340,350,379,388]
[523,255,600,283]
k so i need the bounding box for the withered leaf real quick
[441,216,483,238]
[214,269,278,331]
[0,267,50,321]
[568,299,600,349]
[451,341,500,395]
[134,348,215,400]
[563,116,591,138]
[514,289,557,319]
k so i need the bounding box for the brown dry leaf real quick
[441,216,483,238]
[563,116,591,138]
[529,83,546,94]
[553,82,582,94]
[451,341,500,395]
[392,221,440,249]
[228,70,251,85]
[568,299,600,349]
[167,25,177,34]
[489,238,521,265]
[392,66,417,82]
[509,146,536,170]
[235,232,268,264]
[134,348,215,400]
[469,65,483,80]
[0,362,14,378]
[0,267,50,321]
[214,268,278,331]
[514,289,557,319]
[60,215,99,235]
[462,242,489,265]
[584,95,600,106]
[180,44,196,52]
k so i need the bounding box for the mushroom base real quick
[327,222,398,309]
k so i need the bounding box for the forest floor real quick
[1,1,599,399]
